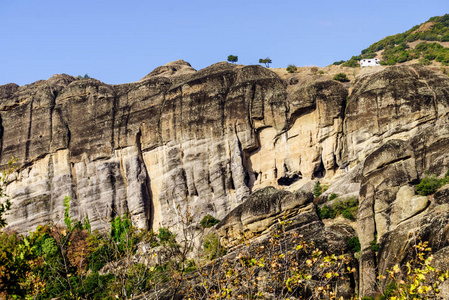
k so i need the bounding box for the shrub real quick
[328,193,338,201]
[333,73,350,82]
[313,181,322,197]
[227,55,238,63]
[318,205,336,219]
[333,197,359,221]
[0,158,16,228]
[343,56,361,68]
[63,196,73,230]
[203,233,225,260]
[341,207,357,221]
[77,74,91,79]
[370,237,380,252]
[184,259,197,273]
[332,60,345,65]
[110,215,132,245]
[0,199,10,229]
[259,57,272,67]
[157,227,175,243]
[317,196,358,220]
[200,214,220,228]
[347,236,361,253]
[419,58,432,65]
[286,64,297,73]
[415,176,448,196]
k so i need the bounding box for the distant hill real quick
[335,14,449,67]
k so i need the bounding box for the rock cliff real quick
[0,60,349,234]
[1,62,449,297]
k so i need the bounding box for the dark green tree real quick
[0,158,16,229]
[77,74,91,79]
[259,57,272,67]
[200,214,220,228]
[313,181,322,198]
[286,64,297,73]
[333,73,350,82]
[227,55,238,63]
[0,199,10,229]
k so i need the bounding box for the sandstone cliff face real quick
[0,60,347,234]
[2,63,449,297]
[348,66,449,297]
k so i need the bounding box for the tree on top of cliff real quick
[77,74,91,79]
[259,57,272,67]
[227,55,238,63]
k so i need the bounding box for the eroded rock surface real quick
[213,186,358,298]
[2,63,449,297]
[351,66,449,297]
[1,61,349,234]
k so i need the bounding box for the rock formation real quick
[0,60,350,234]
[1,61,449,297]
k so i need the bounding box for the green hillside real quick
[337,14,449,67]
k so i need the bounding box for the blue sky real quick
[1,0,448,86]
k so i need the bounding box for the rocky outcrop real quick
[215,187,315,247]
[2,63,449,297]
[0,61,348,234]
[212,186,359,299]
[350,66,449,297]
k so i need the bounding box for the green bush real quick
[184,259,197,273]
[419,58,432,65]
[77,74,91,79]
[333,73,350,82]
[341,207,357,221]
[318,197,358,220]
[110,215,133,245]
[415,176,448,196]
[63,196,73,230]
[157,227,176,243]
[333,197,358,221]
[0,199,10,229]
[203,233,226,260]
[286,64,297,73]
[313,181,322,197]
[332,60,345,65]
[381,282,398,299]
[370,237,380,252]
[347,236,361,253]
[200,214,220,228]
[342,56,361,68]
[328,193,338,201]
[318,205,336,219]
[0,158,17,228]
[227,55,238,63]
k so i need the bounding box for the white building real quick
[360,58,381,67]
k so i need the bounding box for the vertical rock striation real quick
[2,62,449,297]
[0,61,348,233]
[349,66,449,297]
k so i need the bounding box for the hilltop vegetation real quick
[339,14,449,67]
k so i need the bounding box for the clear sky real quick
[1,0,448,86]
